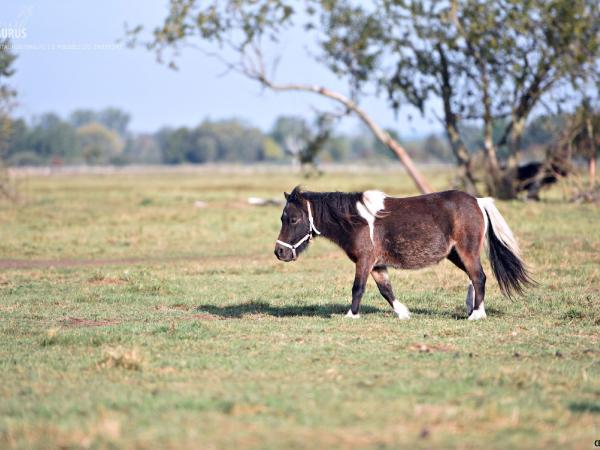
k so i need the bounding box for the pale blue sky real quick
[2,0,442,136]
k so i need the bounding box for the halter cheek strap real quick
[276,201,320,260]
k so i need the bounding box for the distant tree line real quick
[3,107,564,167]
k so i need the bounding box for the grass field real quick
[1,167,599,449]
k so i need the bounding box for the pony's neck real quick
[303,191,361,249]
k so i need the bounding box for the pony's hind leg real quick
[448,247,486,320]
[371,266,410,320]
[447,248,475,316]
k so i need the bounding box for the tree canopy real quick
[132,0,599,197]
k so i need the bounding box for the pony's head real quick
[274,187,319,262]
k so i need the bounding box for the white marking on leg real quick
[356,190,386,243]
[346,309,360,319]
[392,300,411,320]
[468,302,487,320]
[465,282,474,316]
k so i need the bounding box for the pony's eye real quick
[291,217,300,225]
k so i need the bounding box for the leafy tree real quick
[156,127,189,164]
[262,136,284,161]
[70,107,131,136]
[76,122,125,164]
[69,109,97,129]
[319,0,599,196]
[28,113,78,162]
[191,134,218,163]
[0,39,17,198]
[197,119,266,162]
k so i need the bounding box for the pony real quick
[274,187,533,320]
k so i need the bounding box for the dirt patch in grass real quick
[191,313,220,321]
[61,317,119,328]
[87,277,126,286]
[409,342,456,353]
[97,346,143,371]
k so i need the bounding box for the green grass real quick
[1,168,599,449]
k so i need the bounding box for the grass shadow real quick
[411,305,506,320]
[195,301,386,318]
[568,401,600,414]
[196,302,505,320]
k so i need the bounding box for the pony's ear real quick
[284,192,290,200]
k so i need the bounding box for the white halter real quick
[276,201,320,260]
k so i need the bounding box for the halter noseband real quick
[276,201,320,260]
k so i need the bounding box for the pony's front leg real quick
[371,266,410,320]
[346,260,371,319]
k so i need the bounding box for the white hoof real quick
[392,300,411,320]
[468,308,487,321]
[346,310,360,319]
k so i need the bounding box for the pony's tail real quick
[477,198,535,298]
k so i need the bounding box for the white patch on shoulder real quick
[468,302,486,320]
[346,310,360,319]
[356,190,387,243]
[392,300,411,320]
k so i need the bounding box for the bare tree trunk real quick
[494,117,527,199]
[258,78,433,194]
[436,44,477,194]
[445,121,477,193]
[479,67,501,196]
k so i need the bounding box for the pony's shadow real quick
[411,306,505,320]
[195,301,503,319]
[196,301,385,319]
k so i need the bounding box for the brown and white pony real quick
[274,187,533,320]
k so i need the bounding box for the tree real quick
[262,136,284,161]
[0,39,17,198]
[156,127,190,164]
[191,134,218,163]
[270,115,311,164]
[568,99,600,191]
[270,114,338,171]
[76,122,125,164]
[27,113,78,162]
[322,0,598,197]
[196,119,266,162]
[129,1,433,193]
[70,107,131,137]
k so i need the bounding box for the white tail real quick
[476,197,520,257]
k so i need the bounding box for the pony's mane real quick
[288,186,365,231]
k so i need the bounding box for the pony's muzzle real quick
[274,243,294,262]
